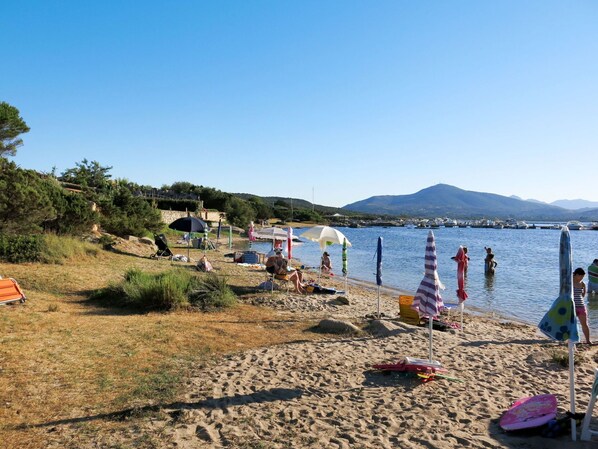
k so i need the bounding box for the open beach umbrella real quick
[169,216,209,260]
[301,226,351,280]
[454,246,469,331]
[253,227,288,241]
[538,226,579,440]
[375,237,383,318]
[300,225,351,251]
[412,230,444,362]
[342,238,348,293]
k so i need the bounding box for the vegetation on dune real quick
[91,268,237,311]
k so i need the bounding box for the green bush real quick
[0,234,45,263]
[189,273,237,310]
[91,268,237,311]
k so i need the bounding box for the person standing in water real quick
[573,267,592,344]
[484,247,497,275]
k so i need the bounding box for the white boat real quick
[515,221,529,229]
[566,221,585,230]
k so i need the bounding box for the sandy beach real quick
[4,237,598,449]
[95,242,598,448]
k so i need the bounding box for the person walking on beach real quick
[587,259,598,296]
[573,267,592,344]
[484,247,497,275]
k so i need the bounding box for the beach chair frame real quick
[0,278,27,306]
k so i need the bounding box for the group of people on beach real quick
[456,245,595,345]
[265,248,334,294]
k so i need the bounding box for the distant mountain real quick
[550,199,598,210]
[343,184,597,220]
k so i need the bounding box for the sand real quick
[124,246,598,448]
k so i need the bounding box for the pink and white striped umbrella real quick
[412,230,444,361]
[287,227,293,261]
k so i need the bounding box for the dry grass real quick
[0,240,322,449]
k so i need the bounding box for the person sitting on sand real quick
[197,255,213,272]
[265,248,305,293]
[321,251,332,275]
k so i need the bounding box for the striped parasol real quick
[287,227,293,265]
[342,238,348,293]
[412,230,444,361]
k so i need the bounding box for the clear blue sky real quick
[4,1,598,207]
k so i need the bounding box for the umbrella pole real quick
[569,340,577,441]
[460,302,464,332]
[429,316,434,362]
[344,274,348,296]
[187,239,190,261]
[377,285,381,319]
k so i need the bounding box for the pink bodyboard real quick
[499,394,557,431]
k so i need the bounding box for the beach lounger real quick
[0,278,26,305]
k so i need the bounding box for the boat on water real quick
[566,220,585,230]
[516,221,529,229]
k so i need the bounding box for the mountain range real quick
[342,184,598,221]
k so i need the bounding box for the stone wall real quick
[160,210,225,226]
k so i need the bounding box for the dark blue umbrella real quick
[375,237,383,317]
[168,216,209,260]
[168,216,209,233]
[216,218,222,241]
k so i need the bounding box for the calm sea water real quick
[249,226,598,333]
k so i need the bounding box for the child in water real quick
[573,267,592,344]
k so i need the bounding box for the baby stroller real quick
[151,234,173,259]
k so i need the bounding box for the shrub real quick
[91,269,236,311]
[0,234,45,263]
[189,273,237,310]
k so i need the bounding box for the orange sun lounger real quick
[0,278,27,305]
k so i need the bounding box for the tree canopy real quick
[0,102,30,158]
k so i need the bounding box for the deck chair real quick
[398,295,421,325]
[150,234,173,259]
[0,278,26,305]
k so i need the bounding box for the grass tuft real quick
[40,234,100,264]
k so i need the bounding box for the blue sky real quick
[4,1,598,207]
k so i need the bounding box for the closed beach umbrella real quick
[454,246,468,331]
[217,219,222,242]
[412,231,444,362]
[538,226,579,440]
[342,238,348,293]
[169,216,209,260]
[228,225,233,249]
[376,237,383,318]
[248,221,256,244]
[287,227,293,263]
